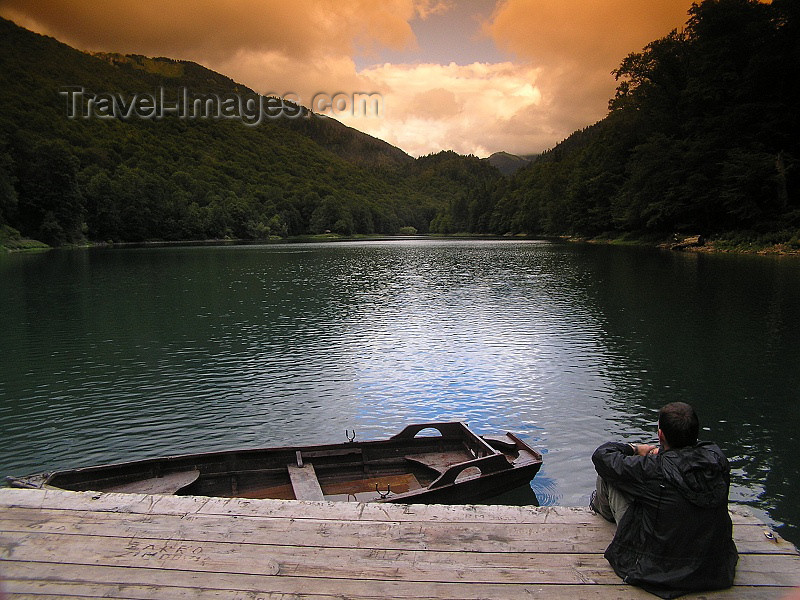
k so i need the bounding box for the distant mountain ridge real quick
[487,152,531,176]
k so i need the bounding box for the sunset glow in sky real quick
[0,0,695,157]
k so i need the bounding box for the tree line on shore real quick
[1,0,797,249]
[453,0,798,247]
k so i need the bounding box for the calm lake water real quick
[1,239,798,544]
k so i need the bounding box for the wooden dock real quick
[1,488,799,599]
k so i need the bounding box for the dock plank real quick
[0,506,792,554]
[0,487,771,525]
[1,488,798,600]
[2,530,798,586]
[4,578,797,600]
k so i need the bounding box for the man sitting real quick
[591,401,738,598]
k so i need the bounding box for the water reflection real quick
[0,240,798,545]
[573,245,800,536]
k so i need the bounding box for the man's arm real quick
[592,441,658,489]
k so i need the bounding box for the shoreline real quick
[3,229,799,257]
[561,233,800,257]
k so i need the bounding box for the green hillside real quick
[0,17,455,246]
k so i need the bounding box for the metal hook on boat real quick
[346,429,356,443]
[376,483,392,499]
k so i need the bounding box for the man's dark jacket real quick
[592,441,738,598]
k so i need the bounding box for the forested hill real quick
[473,0,799,245]
[0,17,498,246]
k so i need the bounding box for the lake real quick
[1,239,798,545]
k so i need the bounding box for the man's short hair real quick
[658,402,699,448]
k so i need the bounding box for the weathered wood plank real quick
[3,563,796,600]
[0,506,793,555]
[0,488,771,526]
[0,531,620,584]
[105,470,200,495]
[404,450,473,473]
[286,464,324,501]
[2,529,799,587]
[5,582,795,600]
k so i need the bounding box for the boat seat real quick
[404,451,473,474]
[287,463,325,501]
[105,469,200,495]
[481,434,518,452]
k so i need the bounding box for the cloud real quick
[485,0,696,139]
[0,0,417,62]
[215,50,366,103]
[334,61,546,157]
[488,0,693,68]
[350,0,696,156]
[407,88,462,119]
[413,0,454,20]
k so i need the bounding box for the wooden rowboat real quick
[7,422,542,504]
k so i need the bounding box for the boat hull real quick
[7,422,542,504]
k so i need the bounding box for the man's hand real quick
[631,443,659,456]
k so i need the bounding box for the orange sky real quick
[0,0,695,157]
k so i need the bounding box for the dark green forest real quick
[479,0,799,245]
[1,0,798,249]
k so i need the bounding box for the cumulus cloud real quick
[0,0,417,62]
[485,0,695,139]
[414,0,454,20]
[488,0,693,68]
[351,0,696,155]
[335,62,545,157]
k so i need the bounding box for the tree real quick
[15,140,84,245]
[0,151,17,225]
[84,170,121,241]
